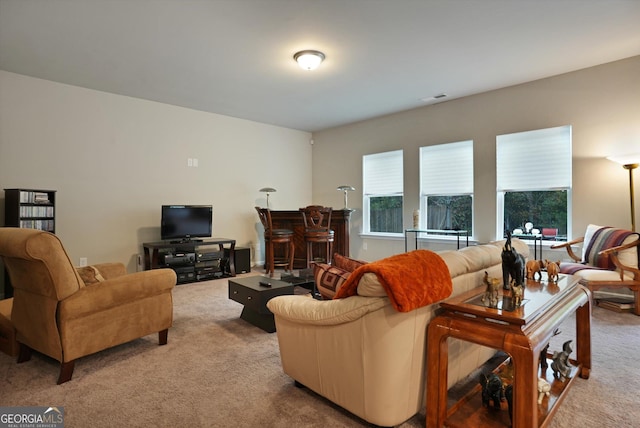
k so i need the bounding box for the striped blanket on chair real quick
[560,226,640,274]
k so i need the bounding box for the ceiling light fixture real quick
[294,50,325,71]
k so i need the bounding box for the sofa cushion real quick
[356,273,387,297]
[314,263,351,300]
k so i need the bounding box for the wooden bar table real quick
[268,208,352,269]
[426,274,591,428]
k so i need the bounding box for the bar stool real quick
[300,205,334,267]
[255,207,295,277]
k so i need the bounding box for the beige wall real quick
[2,56,639,274]
[312,56,640,262]
[0,71,313,273]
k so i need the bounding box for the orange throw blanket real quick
[333,250,452,312]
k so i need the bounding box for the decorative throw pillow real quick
[313,263,352,300]
[333,253,367,272]
[76,266,106,285]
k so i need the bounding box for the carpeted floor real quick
[1,273,638,427]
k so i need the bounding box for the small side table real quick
[228,276,295,333]
[512,233,542,259]
[404,229,469,251]
[426,274,591,428]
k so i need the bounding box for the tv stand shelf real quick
[143,238,236,284]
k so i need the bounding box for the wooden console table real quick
[268,209,352,269]
[426,274,591,428]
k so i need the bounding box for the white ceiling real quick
[1,0,639,132]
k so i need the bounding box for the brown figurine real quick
[482,271,501,308]
[545,260,560,283]
[511,283,524,307]
[526,259,544,281]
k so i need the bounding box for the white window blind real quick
[363,150,403,195]
[496,126,572,191]
[420,141,473,195]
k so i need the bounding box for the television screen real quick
[161,205,212,241]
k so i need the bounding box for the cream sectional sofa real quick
[267,238,529,427]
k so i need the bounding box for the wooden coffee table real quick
[228,276,295,333]
[426,274,591,428]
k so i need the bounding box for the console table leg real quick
[426,318,451,428]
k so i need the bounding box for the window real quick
[363,150,403,234]
[496,126,572,241]
[420,141,474,236]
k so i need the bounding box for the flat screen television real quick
[161,205,212,242]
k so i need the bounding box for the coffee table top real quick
[228,275,294,292]
[440,273,580,326]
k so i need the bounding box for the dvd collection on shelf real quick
[18,191,51,204]
[19,205,54,217]
[19,219,55,231]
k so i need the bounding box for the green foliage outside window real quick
[427,195,472,232]
[504,190,567,237]
[369,196,403,233]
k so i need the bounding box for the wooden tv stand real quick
[143,238,236,284]
[426,274,591,428]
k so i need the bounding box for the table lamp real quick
[336,185,355,210]
[259,187,276,209]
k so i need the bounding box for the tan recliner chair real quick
[0,228,176,383]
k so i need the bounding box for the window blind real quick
[363,150,403,195]
[420,140,473,195]
[496,126,572,191]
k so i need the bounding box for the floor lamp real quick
[608,155,640,232]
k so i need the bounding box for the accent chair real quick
[0,227,176,383]
[552,224,640,315]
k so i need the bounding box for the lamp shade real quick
[607,154,640,167]
[294,50,325,70]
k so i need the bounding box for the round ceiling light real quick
[293,50,325,71]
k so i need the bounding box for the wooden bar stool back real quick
[255,207,295,277]
[300,205,335,267]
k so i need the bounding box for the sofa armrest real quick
[267,295,389,326]
[60,268,176,319]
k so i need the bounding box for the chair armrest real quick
[60,268,176,318]
[550,237,584,262]
[599,238,640,280]
[267,295,389,326]
[89,262,127,279]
